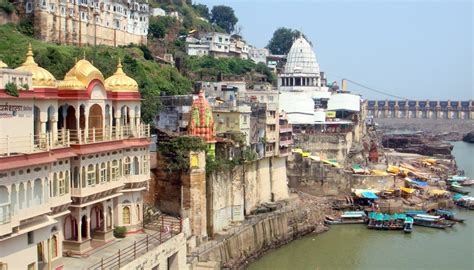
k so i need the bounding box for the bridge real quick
[367,100,474,120]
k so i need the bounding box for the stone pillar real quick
[51,120,58,143]
[86,217,91,239]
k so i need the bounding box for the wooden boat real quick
[324,212,367,225]
[413,214,454,229]
[460,179,474,187]
[448,185,470,195]
[428,209,465,223]
[454,196,474,210]
[367,212,377,229]
[405,210,428,217]
[404,217,414,233]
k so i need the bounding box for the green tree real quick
[192,3,209,19]
[266,27,302,55]
[210,5,238,34]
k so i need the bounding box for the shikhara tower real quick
[278,36,325,125]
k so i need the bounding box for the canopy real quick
[376,213,384,220]
[429,189,449,195]
[401,187,415,194]
[405,178,428,187]
[383,214,392,221]
[370,170,388,176]
[448,175,467,182]
[293,148,303,154]
[452,194,463,199]
[352,164,369,174]
[405,217,414,223]
[361,191,379,199]
[322,159,341,168]
[309,155,321,161]
[387,166,401,174]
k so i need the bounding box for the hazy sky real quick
[198,0,473,100]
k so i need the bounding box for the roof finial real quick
[115,58,124,75]
[23,42,37,66]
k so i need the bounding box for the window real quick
[269,111,276,118]
[51,235,58,258]
[99,163,106,183]
[111,160,119,181]
[58,171,65,195]
[142,156,149,174]
[27,231,34,245]
[124,157,131,176]
[268,96,274,102]
[87,164,95,186]
[122,206,130,224]
[269,125,276,131]
[53,174,58,197]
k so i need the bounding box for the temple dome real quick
[15,44,57,88]
[60,57,104,90]
[0,59,7,69]
[284,36,320,74]
[105,59,138,92]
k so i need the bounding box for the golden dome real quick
[104,59,138,92]
[0,59,7,68]
[15,44,57,88]
[60,54,104,90]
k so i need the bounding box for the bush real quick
[0,0,15,14]
[5,82,19,97]
[16,17,34,37]
[113,226,127,238]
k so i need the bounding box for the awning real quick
[405,178,428,187]
[452,194,463,199]
[370,170,388,176]
[429,189,449,195]
[309,155,321,161]
[323,159,341,168]
[361,191,379,199]
[401,187,415,194]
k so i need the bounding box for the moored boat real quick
[448,184,470,195]
[428,209,466,223]
[454,196,474,210]
[324,211,367,225]
[404,217,414,233]
[413,214,454,229]
[460,179,474,187]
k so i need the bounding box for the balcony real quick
[279,138,293,147]
[71,180,124,198]
[0,124,150,157]
[279,125,292,133]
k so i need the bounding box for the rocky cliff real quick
[382,133,453,157]
[462,132,474,143]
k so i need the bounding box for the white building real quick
[151,7,166,17]
[0,46,152,269]
[186,32,250,59]
[249,47,269,64]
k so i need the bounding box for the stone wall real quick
[33,11,146,46]
[122,233,187,270]
[294,132,354,161]
[0,10,19,25]
[207,156,289,235]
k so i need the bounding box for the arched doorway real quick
[89,104,103,140]
[122,206,130,225]
[81,215,88,239]
[64,215,77,240]
[90,205,104,231]
[46,105,55,133]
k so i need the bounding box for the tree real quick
[210,5,238,34]
[266,27,302,55]
[192,3,210,19]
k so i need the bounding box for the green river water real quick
[248,141,474,270]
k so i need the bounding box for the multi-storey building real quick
[0,45,150,269]
[18,0,149,46]
[186,32,250,59]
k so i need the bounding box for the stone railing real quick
[0,131,70,157]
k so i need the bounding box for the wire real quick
[325,72,409,100]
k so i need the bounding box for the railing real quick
[0,131,70,157]
[69,124,150,145]
[87,216,181,270]
[0,204,11,225]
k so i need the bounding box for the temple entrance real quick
[88,104,103,140]
[90,205,104,232]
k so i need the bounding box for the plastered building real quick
[17,0,149,46]
[0,45,151,269]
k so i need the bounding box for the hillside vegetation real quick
[0,24,192,124]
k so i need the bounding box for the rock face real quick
[462,132,474,143]
[382,133,453,156]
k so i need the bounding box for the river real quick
[248,141,474,270]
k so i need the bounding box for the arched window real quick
[19,183,26,209]
[26,181,32,207]
[122,206,130,224]
[99,163,106,183]
[51,235,58,258]
[81,167,86,188]
[111,160,119,181]
[136,204,140,222]
[87,164,95,186]
[53,173,58,197]
[33,178,43,205]
[65,171,70,194]
[124,157,131,176]
[58,171,65,195]
[133,157,139,175]
[11,184,18,214]
[0,186,9,224]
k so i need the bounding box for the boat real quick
[460,179,474,187]
[447,175,468,182]
[404,217,414,233]
[413,214,454,229]
[324,211,367,225]
[428,209,465,223]
[448,184,470,195]
[405,210,428,217]
[374,213,384,229]
[367,212,377,229]
[454,196,474,210]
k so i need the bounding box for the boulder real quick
[462,132,474,143]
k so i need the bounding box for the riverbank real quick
[248,141,474,270]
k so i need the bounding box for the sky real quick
[198,0,473,100]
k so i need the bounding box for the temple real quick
[0,44,150,269]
